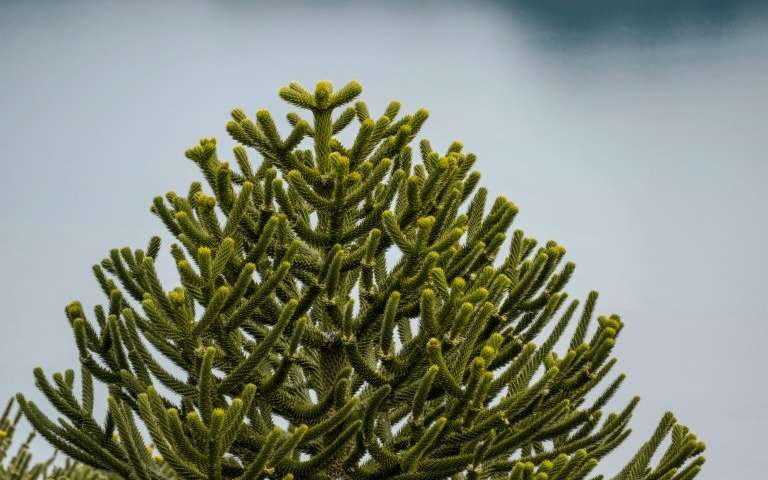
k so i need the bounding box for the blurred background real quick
[1,1,766,477]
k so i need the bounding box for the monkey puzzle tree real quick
[16,81,704,480]
[0,397,53,480]
[1,397,116,480]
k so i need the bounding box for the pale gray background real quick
[1,1,766,478]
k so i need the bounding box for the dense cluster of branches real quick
[16,81,705,480]
[1,397,116,480]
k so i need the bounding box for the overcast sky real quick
[1,1,766,478]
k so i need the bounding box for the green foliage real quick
[0,397,115,480]
[0,397,54,480]
[17,81,705,480]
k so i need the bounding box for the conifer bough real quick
[1,397,116,479]
[17,81,705,480]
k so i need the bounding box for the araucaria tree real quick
[17,81,705,480]
[1,397,113,479]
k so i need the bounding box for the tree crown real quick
[17,81,704,480]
